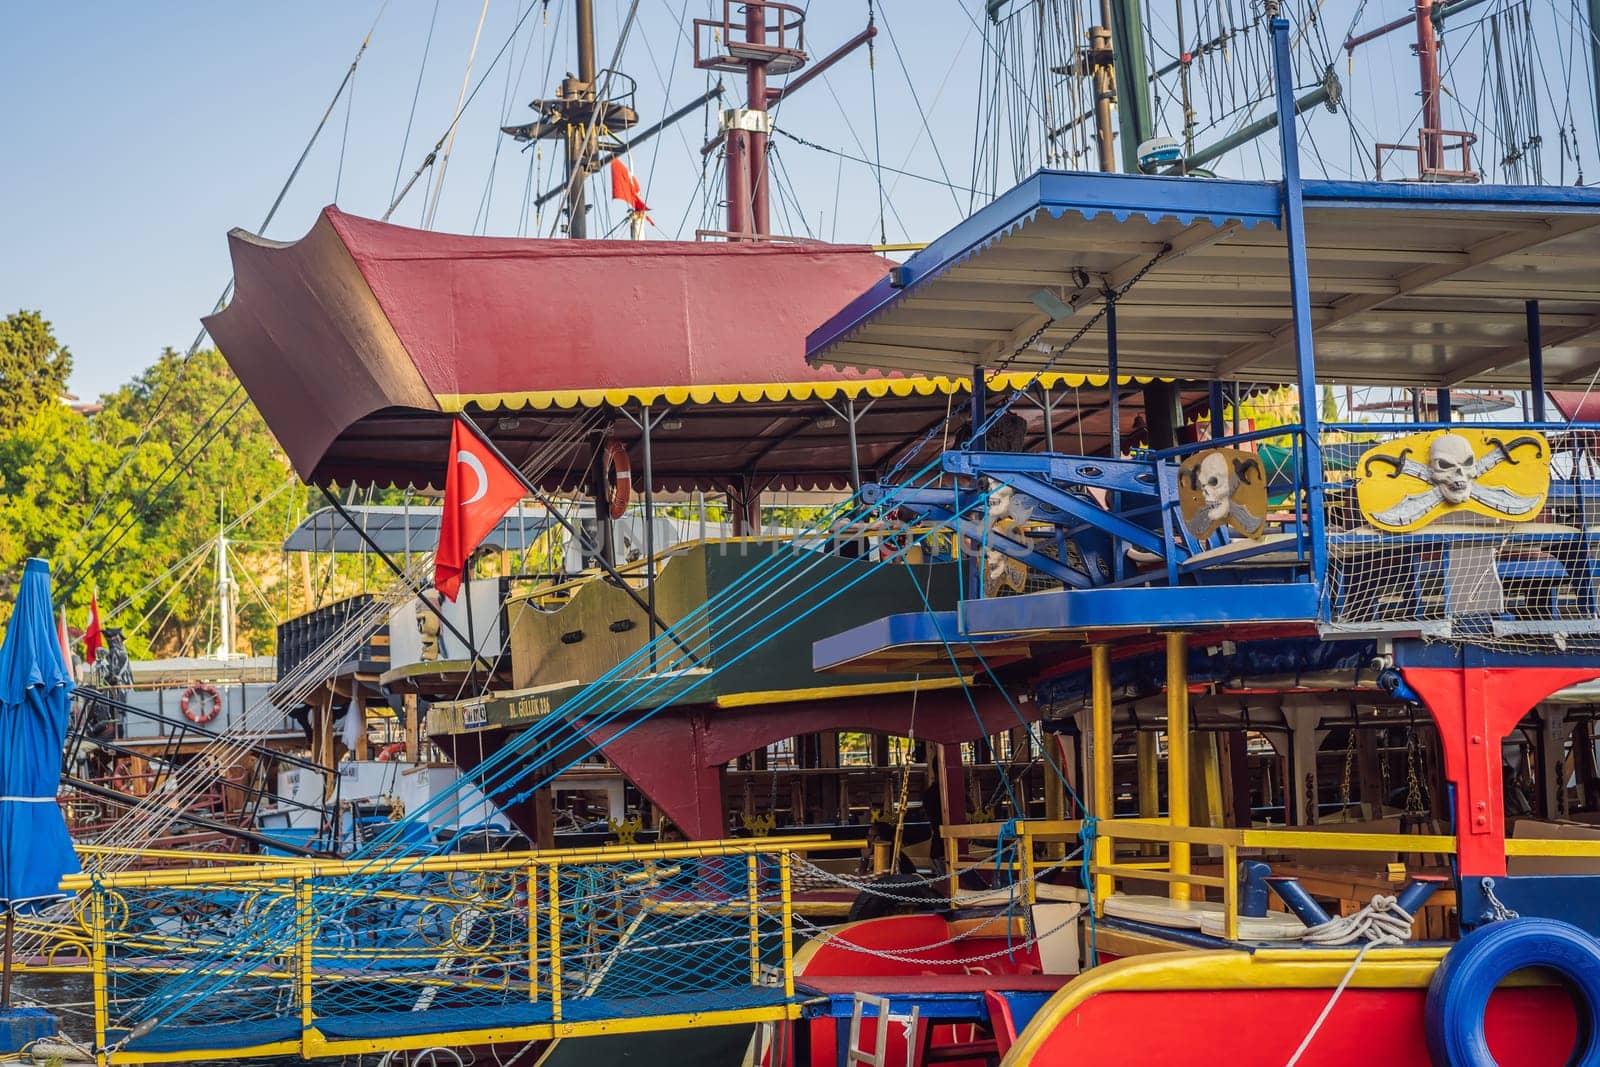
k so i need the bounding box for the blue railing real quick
[863,421,1600,646]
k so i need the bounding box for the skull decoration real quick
[1178,448,1268,540]
[1359,429,1550,532]
[1197,452,1234,523]
[1428,433,1475,505]
[982,483,1032,594]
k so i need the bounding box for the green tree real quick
[0,342,318,659]
[0,311,73,430]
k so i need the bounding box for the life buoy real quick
[180,683,222,724]
[376,742,406,762]
[1425,915,1600,1066]
[603,439,631,520]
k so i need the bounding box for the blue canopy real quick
[0,559,79,912]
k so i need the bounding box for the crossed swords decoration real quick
[1355,429,1551,533]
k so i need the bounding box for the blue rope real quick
[130,464,963,1027]
[1079,814,1099,966]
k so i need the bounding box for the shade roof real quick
[282,506,553,555]
[807,171,1600,389]
[204,206,1181,490]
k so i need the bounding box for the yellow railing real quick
[938,815,1600,944]
[84,836,827,1063]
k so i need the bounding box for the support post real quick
[90,885,108,1055]
[1528,300,1547,421]
[1402,661,1600,876]
[641,405,658,666]
[969,367,987,449]
[296,877,315,1037]
[1166,632,1191,903]
[1137,730,1160,854]
[1,912,12,1011]
[1269,16,1328,584]
[1436,389,1452,423]
[1090,644,1113,905]
[1208,381,1226,440]
[548,863,563,1021]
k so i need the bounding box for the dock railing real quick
[940,816,1600,943]
[72,836,829,1063]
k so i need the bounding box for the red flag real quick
[435,419,525,602]
[83,588,102,665]
[609,158,649,214]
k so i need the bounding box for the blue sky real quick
[3,1,1594,398]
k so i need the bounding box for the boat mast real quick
[214,506,236,661]
[567,0,598,237]
[1414,0,1443,173]
[1589,0,1600,153]
[1086,11,1116,173]
[1107,0,1153,174]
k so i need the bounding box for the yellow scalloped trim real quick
[436,371,1154,412]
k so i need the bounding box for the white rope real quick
[1299,893,1414,947]
[1284,894,1414,1066]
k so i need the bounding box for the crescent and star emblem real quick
[456,449,489,505]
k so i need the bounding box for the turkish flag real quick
[84,588,102,665]
[609,158,649,214]
[435,419,525,601]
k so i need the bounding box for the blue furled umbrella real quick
[0,559,80,1006]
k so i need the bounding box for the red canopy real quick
[206,208,1170,490]
[206,208,897,485]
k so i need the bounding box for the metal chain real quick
[1403,730,1427,817]
[1339,725,1357,809]
[1480,877,1521,922]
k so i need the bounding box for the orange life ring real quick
[603,439,631,520]
[180,683,221,724]
[376,742,406,762]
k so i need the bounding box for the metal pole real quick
[1088,23,1118,173]
[845,398,862,490]
[1415,0,1443,172]
[1107,290,1123,583]
[1270,15,1328,584]
[2,911,12,1010]
[1589,0,1600,153]
[1165,631,1191,904]
[1528,300,1547,421]
[1040,384,1055,452]
[747,2,771,236]
[575,0,596,83]
[1090,643,1113,906]
[1106,292,1121,457]
[969,368,987,450]
[1208,381,1226,440]
[1108,0,1152,173]
[1436,389,1452,423]
[1180,83,1334,173]
[641,405,658,667]
[565,0,598,237]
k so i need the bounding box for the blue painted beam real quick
[942,450,1161,497]
[1393,640,1600,671]
[960,583,1321,635]
[812,610,1013,672]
